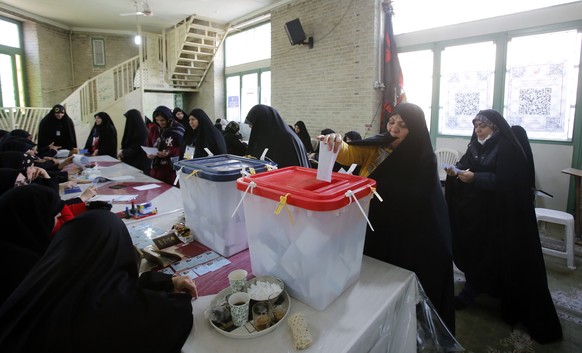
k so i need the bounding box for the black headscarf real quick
[294,120,314,154]
[83,112,118,158]
[0,168,19,196]
[0,151,34,175]
[360,103,456,333]
[152,105,185,150]
[0,136,36,153]
[0,184,64,304]
[180,108,227,159]
[445,109,562,343]
[120,109,149,173]
[172,107,188,128]
[0,210,193,353]
[245,105,310,168]
[37,104,77,150]
[223,121,248,156]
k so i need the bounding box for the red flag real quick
[380,1,405,133]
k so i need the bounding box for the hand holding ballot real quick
[443,163,474,183]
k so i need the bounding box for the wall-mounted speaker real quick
[284,18,307,45]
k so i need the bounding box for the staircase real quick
[165,15,226,91]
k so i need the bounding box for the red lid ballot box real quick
[174,155,276,257]
[236,167,376,310]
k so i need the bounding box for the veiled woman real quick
[321,103,455,334]
[146,106,185,184]
[294,120,315,154]
[245,104,310,168]
[118,109,149,174]
[0,210,195,353]
[83,112,118,158]
[179,108,227,160]
[37,104,77,152]
[444,109,562,344]
[0,184,64,304]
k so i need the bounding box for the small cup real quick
[252,301,271,331]
[228,291,250,327]
[228,269,248,293]
[268,292,288,323]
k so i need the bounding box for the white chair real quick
[535,207,576,269]
[435,148,460,182]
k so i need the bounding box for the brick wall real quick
[271,0,383,138]
[70,31,138,88]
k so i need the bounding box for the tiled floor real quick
[454,226,582,353]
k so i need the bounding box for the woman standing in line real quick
[146,106,184,184]
[444,109,562,344]
[245,104,310,168]
[118,109,149,174]
[83,112,118,158]
[179,108,226,160]
[294,120,315,154]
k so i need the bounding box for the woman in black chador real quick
[37,104,77,152]
[445,109,562,344]
[245,104,310,168]
[293,120,314,154]
[223,121,247,156]
[0,210,196,353]
[118,109,149,174]
[83,112,118,158]
[321,103,455,334]
[179,108,227,160]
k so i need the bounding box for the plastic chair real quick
[535,207,576,269]
[435,148,460,182]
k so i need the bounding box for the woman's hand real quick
[457,170,474,183]
[28,166,50,180]
[318,133,343,153]
[156,150,169,158]
[80,186,97,202]
[171,275,198,298]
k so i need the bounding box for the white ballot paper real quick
[316,141,339,182]
[141,146,159,155]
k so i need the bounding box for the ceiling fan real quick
[120,0,153,17]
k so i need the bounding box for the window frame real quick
[398,21,582,146]
[0,15,26,107]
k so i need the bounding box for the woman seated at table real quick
[320,103,455,334]
[180,108,227,160]
[0,184,65,304]
[0,210,197,353]
[245,104,310,168]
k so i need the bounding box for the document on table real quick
[91,194,138,203]
[133,183,161,191]
[141,146,159,155]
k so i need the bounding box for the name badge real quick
[184,146,195,160]
[56,130,61,136]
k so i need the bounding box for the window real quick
[0,16,25,107]
[225,23,270,67]
[92,38,106,67]
[503,30,581,141]
[399,50,433,130]
[224,20,271,137]
[393,0,575,34]
[438,42,496,136]
[399,23,582,142]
